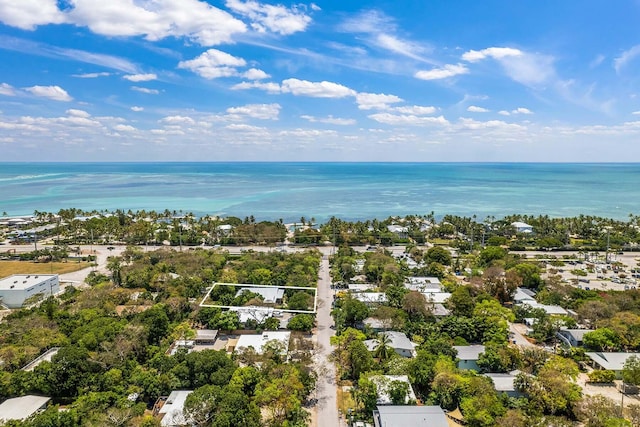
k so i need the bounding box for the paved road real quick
[313,256,341,427]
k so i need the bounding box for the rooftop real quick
[373,405,448,427]
[453,345,485,361]
[236,286,284,303]
[0,395,51,421]
[235,331,291,355]
[485,372,520,392]
[371,375,417,405]
[0,274,57,291]
[158,390,192,427]
[585,352,640,371]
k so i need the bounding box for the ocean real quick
[0,163,638,222]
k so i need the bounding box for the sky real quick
[1,1,640,162]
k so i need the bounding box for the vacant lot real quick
[0,261,90,277]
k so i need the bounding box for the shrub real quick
[588,370,616,383]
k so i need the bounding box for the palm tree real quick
[373,333,393,362]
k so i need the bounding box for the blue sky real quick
[1,0,640,162]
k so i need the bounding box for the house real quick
[370,375,417,405]
[21,348,60,372]
[235,331,291,355]
[513,287,536,304]
[0,395,51,422]
[429,303,451,318]
[195,329,218,346]
[485,371,524,398]
[585,352,640,378]
[373,405,449,427]
[235,286,284,304]
[348,284,376,292]
[523,301,569,316]
[353,292,388,306]
[0,274,59,308]
[364,331,416,358]
[387,225,408,238]
[230,306,273,323]
[557,328,594,347]
[154,390,193,427]
[404,276,442,292]
[421,291,451,304]
[453,345,485,371]
[360,317,389,332]
[511,222,533,233]
[216,224,234,236]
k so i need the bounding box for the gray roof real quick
[559,328,593,341]
[195,329,218,341]
[453,345,485,361]
[364,331,414,352]
[373,405,448,427]
[586,352,640,371]
[236,287,284,303]
[0,395,51,421]
[485,372,519,392]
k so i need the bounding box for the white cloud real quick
[114,124,136,132]
[512,107,533,114]
[338,10,432,63]
[123,73,157,82]
[415,64,469,80]
[226,123,266,132]
[301,115,356,125]
[614,45,640,73]
[281,78,355,98]
[232,81,282,93]
[66,109,91,118]
[160,115,196,125]
[0,82,16,96]
[131,86,160,95]
[462,47,523,62]
[226,103,280,120]
[225,0,312,35]
[368,113,449,126]
[67,0,246,46]
[467,106,490,113]
[458,117,525,131]
[498,110,510,116]
[72,72,111,78]
[462,46,554,87]
[393,105,437,115]
[633,111,640,115]
[178,49,246,79]
[355,92,403,110]
[242,68,270,80]
[131,106,144,112]
[24,85,72,101]
[0,0,66,30]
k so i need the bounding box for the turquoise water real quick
[0,163,638,222]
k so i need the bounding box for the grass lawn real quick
[0,261,91,277]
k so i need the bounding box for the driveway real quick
[313,256,341,427]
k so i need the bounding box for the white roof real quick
[524,302,568,315]
[511,222,532,228]
[348,284,375,292]
[374,405,448,427]
[453,345,485,361]
[0,395,51,421]
[485,372,519,392]
[514,287,536,302]
[159,390,192,427]
[387,225,408,233]
[364,331,415,353]
[353,292,388,304]
[371,375,417,405]
[405,277,442,292]
[235,331,291,355]
[586,352,640,371]
[236,287,284,303]
[421,292,451,304]
[230,306,273,323]
[0,274,57,291]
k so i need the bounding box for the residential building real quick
[485,371,524,398]
[511,222,533,233]
[387,225,408,238]
[0,395,50,422]
[235,286,284,304]
[154,390,192,427]
[453,345,485,371]
[404,276,442,292]
[0,274,59,308]
[585,352,640,378]
[370,375,417,405]
[372,405,449,427]
[235,331,291,355]
[364,331,416,358]
[352,292,388,306]
[557,328,594,347]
